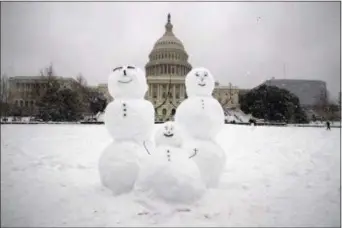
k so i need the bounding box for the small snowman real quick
[99,65,155,195]
[135,121,205,204]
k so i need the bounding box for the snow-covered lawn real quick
[1,124,340,227]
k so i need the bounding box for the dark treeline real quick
[0,64,107,122]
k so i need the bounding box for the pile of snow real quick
[1,116,32,123]
[289,121,341,128]
[224,109,253,123]
[96,112,105,122]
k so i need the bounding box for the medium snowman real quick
[134,121,205,204]
[99,65,155,195]
[175,67,226,188]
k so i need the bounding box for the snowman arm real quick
[189,148,198,159]
[143,140,151,155]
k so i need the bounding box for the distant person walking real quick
[326,121,331,130]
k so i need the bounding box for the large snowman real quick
[134,121,205,204]
[99,65,155,195]
[175,67,226,188]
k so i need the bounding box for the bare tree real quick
[76,73,87,87]
[0,73,10,116]
[31,63,62,118]
[33,63,57,100]
[75,73,91,115]
[0,73,9,103]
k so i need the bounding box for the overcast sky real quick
[1,2,340,99]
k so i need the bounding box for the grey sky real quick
[1,2,340,99]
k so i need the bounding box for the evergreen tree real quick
[56,87,83,121]
[89,94,107,118]
[240,85,308,123]
[36,78,61,121]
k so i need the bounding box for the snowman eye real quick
[204,72,208,77]
[127,66,135,69]
[195,72,200,77]
[113,66,123,72]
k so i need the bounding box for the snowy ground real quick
[1,124,340,227]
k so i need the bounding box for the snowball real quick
[185,67,215,97]
[184,140,227,188]
[154,121,184,148]
[175,97,225,140]
[108,65,148,99]
[104,99,155,142]
[98,141,149,195]
[135,147,206,204]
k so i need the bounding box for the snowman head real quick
[155,121,183,147]
[108,65,148,99]
[185,67,215,97]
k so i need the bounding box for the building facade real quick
[145,14,192,122]
[8,76,77,116]
[213,82,240,110]
[263,79,328,108]
[145,14,239,121]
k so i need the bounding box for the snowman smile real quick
[163,133,174,138]
[117,78,133,84]
[198,82,206,87]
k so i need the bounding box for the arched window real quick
[171,108,176,116]
[162,108,167,115]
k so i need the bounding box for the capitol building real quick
[145,14,239,122]
[5,14,239,120]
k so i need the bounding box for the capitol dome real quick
[145,13,192,76]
